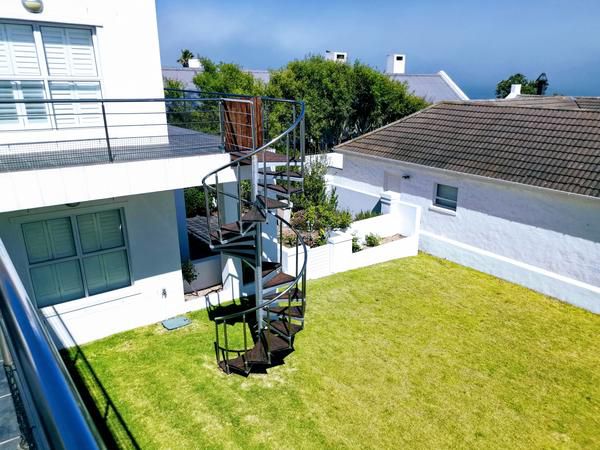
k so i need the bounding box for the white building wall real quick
[0,190,190,345]
[2,0,164,100]
[330,152,600,312]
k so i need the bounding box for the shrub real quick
[281,231,297,248]
[352,235,362,253]
[365,233,382,247]
[181,260,198,285]
[354,210,381,221]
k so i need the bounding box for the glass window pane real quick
[437,184,458,202]
[435,197,457,210]
[77,213,100,253]
[83,250,130,296]
[31,260,84,307]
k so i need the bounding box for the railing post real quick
[219,100,226,152]
[300,112,306,191]
[101,101,113,163]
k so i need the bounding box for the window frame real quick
[23,208,132,307]
[433,183,458,211]
[0,19,104,130]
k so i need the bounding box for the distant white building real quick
[384,53,469,102]
[331,98,600,313]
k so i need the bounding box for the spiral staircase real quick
[200,97,308,376]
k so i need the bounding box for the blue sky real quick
[156,0,600,99]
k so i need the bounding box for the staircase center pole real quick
[255,222,263,329]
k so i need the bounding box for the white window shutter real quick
[6,24,40,76]
[0,81,18,126]
[66,28,97,77]
[42,26,97,77]
[74,82,102,126]
[49,81,77,127]
[0,25,12,75]
[41,26,69,76]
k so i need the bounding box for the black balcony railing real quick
[0,238,104,449]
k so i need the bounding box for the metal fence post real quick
[101,101,114,162]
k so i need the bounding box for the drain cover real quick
[162,316,191,330]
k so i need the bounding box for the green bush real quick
[365,233,382,247]
[354,210,381,221]
[181,260,198,284]
[352,235,362,253]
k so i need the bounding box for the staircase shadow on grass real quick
[52,314,140,450]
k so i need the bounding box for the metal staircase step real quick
[268,305,304,318]
[257,195,289,210]
[241,206,266,223]
[258,169,303,180]
[258,183,302,196]
[218,355,249,374]
[264,272,295,290]
[263,330,291,352]
[209,222,255,243]
[246,340,269,364]
[264,288,304,302]
[262,261,281,279]
[230,151,299,166]
[270,320,302,337]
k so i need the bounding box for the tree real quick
[495,73,541,98]
[266,56,428,152]
[192,56,264,96]
[177,49,194,68]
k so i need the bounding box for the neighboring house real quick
[331,99,600,313]
[0,0,302,349]
[384,54,469,102]
[162,66,270,88]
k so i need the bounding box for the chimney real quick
[325,50,348,63]
[385,54,406,74]
[506,84,521,99]
[188,58,202,69]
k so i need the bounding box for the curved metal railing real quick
[0,239,103,449]
[196,94,307,373]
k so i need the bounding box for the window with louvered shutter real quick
[22,209,131,307]
[0,23,40,76]
[41,26,97,77]
[49,81,101,127]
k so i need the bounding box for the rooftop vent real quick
[385,54,406,75]
[325,50,348,63]
[506,84,521,99]
[187,58,202,69]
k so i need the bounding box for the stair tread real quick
[264,272,295,289]
[218,355,249,374]
[258,183,302,195]
[264,288,304,301]
[241,206,266,223]
[210,222,254,242]
[262,261,281,278]
[257,195,289,210]
[270,320,302,336]
[268,305,304,318]
[258,169,302,178]
[263,330,291,352]
[231,151,297,165]
[246,340,269,364]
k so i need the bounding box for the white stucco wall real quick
[330,151,600,312]
[0,190,194,345]
[2,0,164,100]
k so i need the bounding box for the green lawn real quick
[67,254,600,449]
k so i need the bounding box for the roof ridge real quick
[335,103,440,149]
[437,100,600,114]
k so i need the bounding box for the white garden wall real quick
[330,151,600,312]
[281,206,420,280]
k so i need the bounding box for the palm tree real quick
[177,49,194,68]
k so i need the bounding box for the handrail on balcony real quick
[0,238,103,450]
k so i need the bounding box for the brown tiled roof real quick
[574,96,600,111]
[336,102,600,198]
